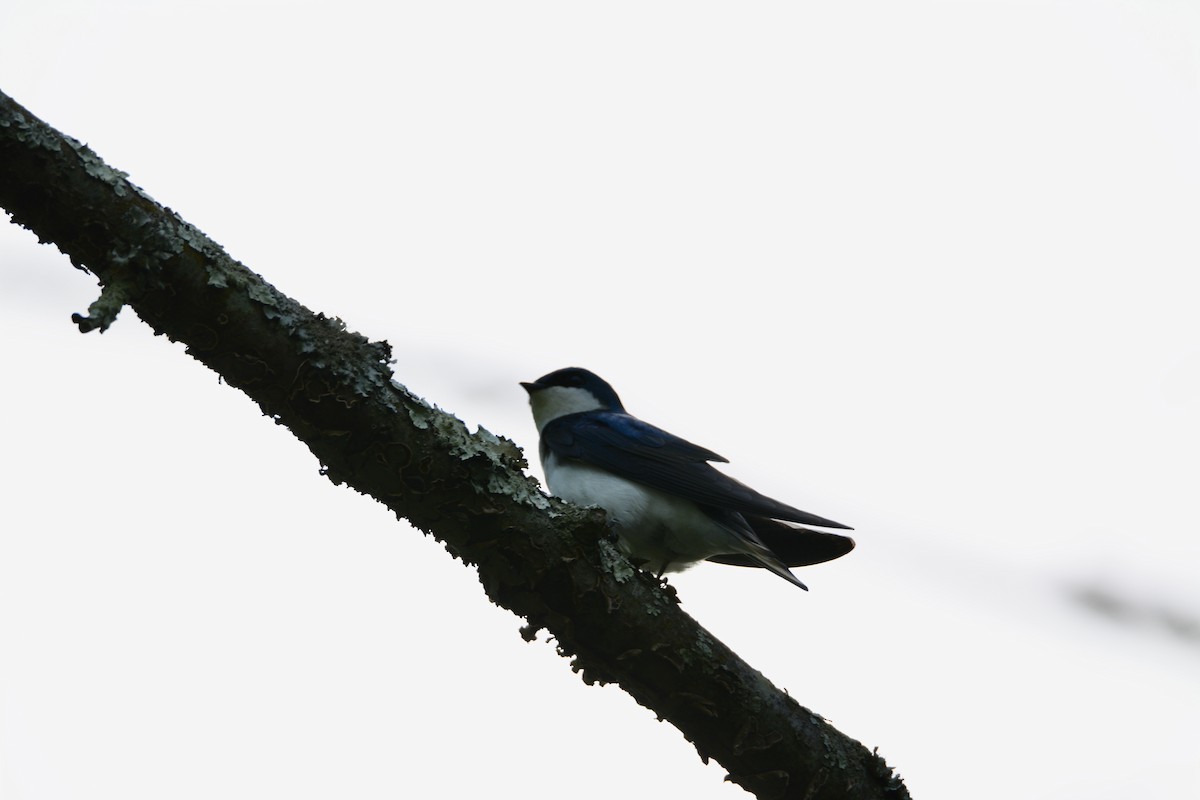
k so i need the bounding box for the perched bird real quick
[521,367,854,590]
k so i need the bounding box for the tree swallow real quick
[521,367,854,590]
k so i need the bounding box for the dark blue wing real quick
[540,411,852,530]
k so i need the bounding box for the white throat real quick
[528,386,606,432]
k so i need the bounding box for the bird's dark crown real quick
[524,367,625,411]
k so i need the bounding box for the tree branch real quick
[0,89,909,800]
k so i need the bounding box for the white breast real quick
[542,451,746,574]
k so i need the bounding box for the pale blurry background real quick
[2,2,1198,798]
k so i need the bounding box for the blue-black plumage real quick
[521,367,854,590]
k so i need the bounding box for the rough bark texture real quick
[0,89,909,800]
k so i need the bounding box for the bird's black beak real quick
[520,381,543,394]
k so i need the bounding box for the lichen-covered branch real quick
[0,88,909,800]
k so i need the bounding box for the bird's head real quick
[521,367,625,431]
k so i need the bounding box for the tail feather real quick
[708,515,855,580]
[744,549,810,590]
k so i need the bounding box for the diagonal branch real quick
[0,89,909,800]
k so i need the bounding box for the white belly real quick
[543,453,740,573]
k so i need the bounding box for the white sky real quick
[2,2,1199,798]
